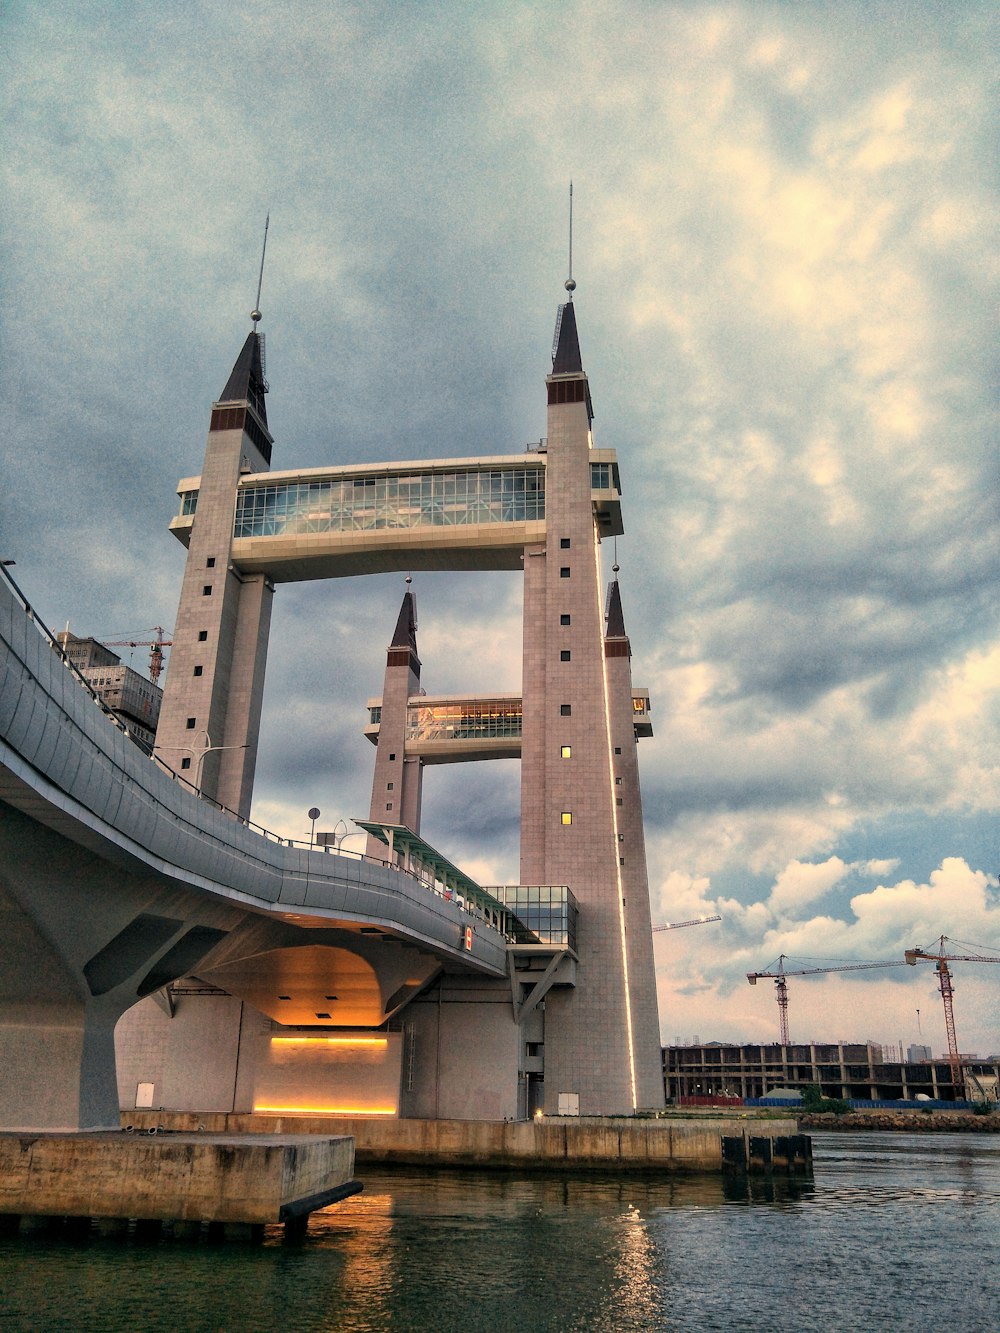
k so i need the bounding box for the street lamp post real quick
[153,731,247,794]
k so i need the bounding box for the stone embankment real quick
[800,1110,1000,1132]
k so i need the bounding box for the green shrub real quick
[802,1083,850,1115]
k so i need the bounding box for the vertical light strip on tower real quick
[594,526,638,1109]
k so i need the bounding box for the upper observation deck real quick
[365,689,652,762]
[170,451,623,581]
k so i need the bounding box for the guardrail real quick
[0,561,513,941]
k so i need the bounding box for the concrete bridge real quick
[0,574,509,1132]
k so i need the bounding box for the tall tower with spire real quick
[366,584,424,854]
[520,290,663,1113]
[155,327,274,817]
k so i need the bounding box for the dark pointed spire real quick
[387,588,421,680]
[605,580,626,637]
[391,590,418,653]
[604,579,631,660]
[552,300,583,374]
[219,331,269,427]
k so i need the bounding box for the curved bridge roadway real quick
[0,577,506,1132]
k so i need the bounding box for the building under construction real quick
[664,1041,1000,1105]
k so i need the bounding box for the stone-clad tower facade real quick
[520,301,662,1113]
[155,332,274,818]
[366,589,424,856]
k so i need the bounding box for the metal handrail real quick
[0,561,507,934]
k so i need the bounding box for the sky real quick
[4,1,998,1057]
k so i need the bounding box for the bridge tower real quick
[366,587,424,855]
[155,330,274,817]
[520,299,662,1113]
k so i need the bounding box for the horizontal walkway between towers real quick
[169,451,624,580]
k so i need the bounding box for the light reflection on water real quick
[0,1132,997,1332]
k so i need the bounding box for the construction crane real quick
[653,914,722,934]
[747,955,904,1045]
[102,627,173,684]
[904,936,1000,1085]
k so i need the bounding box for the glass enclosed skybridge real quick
[169,451,623,581]
[365,690,652,761]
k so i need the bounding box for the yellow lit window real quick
[561,812,573,825]
[561,745,571,758]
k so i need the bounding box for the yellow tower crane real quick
[101,626,173,684]
[747,955,904,1045]
[653,914,722,934]
[904,936,1000,1086]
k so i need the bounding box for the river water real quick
[1,1131,997,1332]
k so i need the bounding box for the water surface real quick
[1,1131,996,1331]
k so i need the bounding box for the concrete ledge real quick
[0,1131,355,1223]
[120,1112,808,1174]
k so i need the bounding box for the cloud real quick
[768,858,851,915]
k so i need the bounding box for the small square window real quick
[560,567,571,579]
[615,777,622,785]
[617,833,624,842]
[197,630,208,642]
[614,746,621,755]
[387,782,394,791]
[386,802,393,811]
[389,753,396,761]
[206,557,216,568]
[186,718,196,730]
[181,757,191,770]
[560,537,571,549]
[560,614,571,626]
[203,585,212,596]
[193,665,203,677]
[619,857,625,866]
[560,704,572,716]
[616,797,623,806]
[561,812,573,825]
[560,650,571,662]
[560,745,571,758]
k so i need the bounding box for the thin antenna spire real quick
[251,213,270,327]
[565,182,576,298]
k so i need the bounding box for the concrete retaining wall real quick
[122,1111,806,1173]
[0,1131,355,1223]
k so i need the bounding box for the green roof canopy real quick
[352,820,506,918]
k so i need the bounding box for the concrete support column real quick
[0,1001,121,1132]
